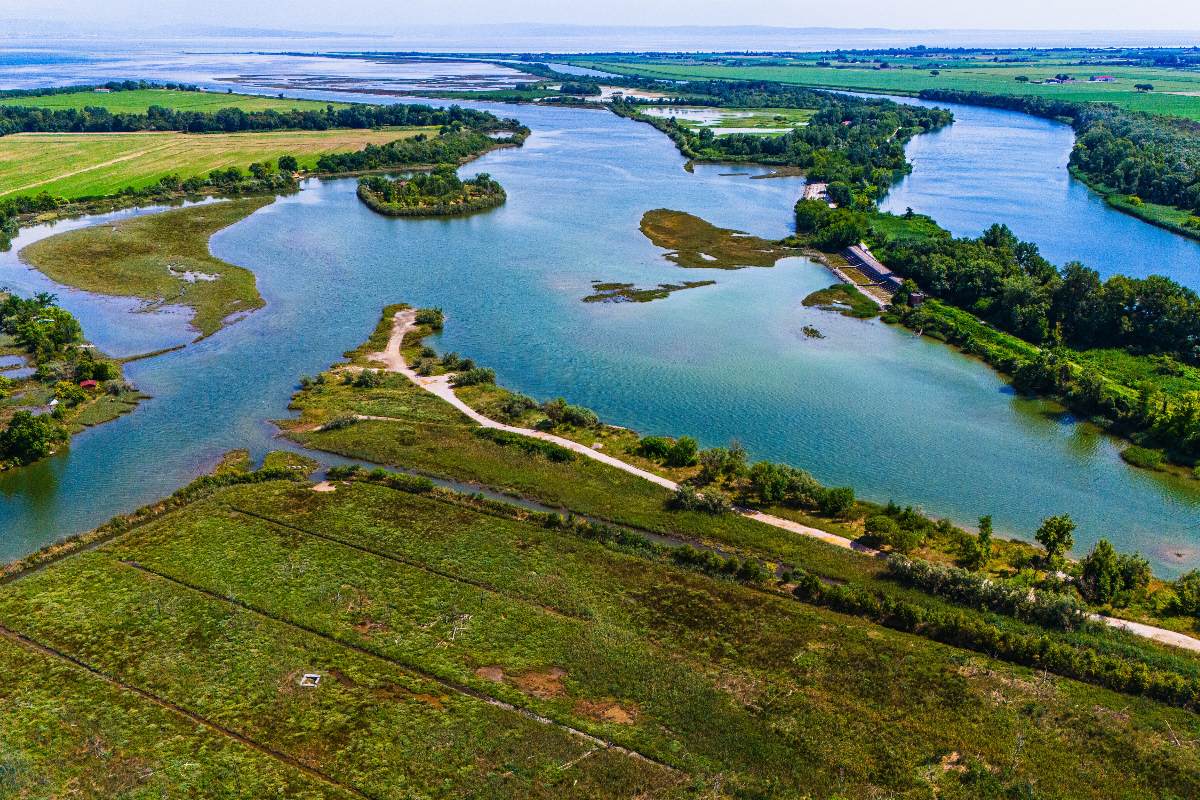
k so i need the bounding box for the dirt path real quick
[369,310,1200,653]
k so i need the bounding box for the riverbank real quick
[1070,166,1200,243]
[285,304,1200,643]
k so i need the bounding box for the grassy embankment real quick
[577,57,1200,120]
[3,448,1199,797]
[21,198,271,339]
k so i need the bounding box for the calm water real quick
[1,52,1199,576]
[880,97,1200,286]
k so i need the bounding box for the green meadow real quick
[0,87,343,114]
[581,58,1200,119]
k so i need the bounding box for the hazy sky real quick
[5,0,1200,33]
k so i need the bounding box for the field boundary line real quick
[225,504,588,622]
[119,559,683,774]
[0,622,376,800]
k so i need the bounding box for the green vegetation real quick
[4,450,1200,796]
[802,283,880,318]
[358,167,506,217]
[612,84,951,205]
[0,291,140,468]
[582,279,716,303]
[571,51,1200,119]
[21,198,272,339]
[0,82,345,114]
[794,206,1200,470]
[0,127,431,202]
[639,209,795,269]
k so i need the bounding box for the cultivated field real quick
[0,127,434,200]
[583,59,1200,119]
[0,87,343,114]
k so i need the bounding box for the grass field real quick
[0,127,432,200]
[582,59,1200,120]
[21,198,272,339]
[2,468,1198,798]
[0,87,344,114]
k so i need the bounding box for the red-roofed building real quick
[79,379,98,389]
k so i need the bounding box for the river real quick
[0,51,1198,576]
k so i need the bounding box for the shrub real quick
[450,368,495,387]
[496,392,538,421]
[664,435,699,467]
[886,555,1087,629]
[636,435,674,461]
[1168,570,1200,618]
[473,427,575,462]
[541,397,599,428]
[667,484,731,515]
[671,545,769,583]
[745,461,822,508]
[353,369,383,388]
[414,307,444,329]
[817,486,855,517]
[321,416,359,431]
[0,410,68,465]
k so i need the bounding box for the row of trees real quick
[917,89,1200,216]
[315,129,520,174]
[0,98,516,137]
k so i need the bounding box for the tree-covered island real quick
[357,166,506,216]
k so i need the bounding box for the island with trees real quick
[357,166,506,217]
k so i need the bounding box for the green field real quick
[0,87,344,114]
[3,467,1198,798]
[21,199,271,339]
[0,127,431,200]
[582,58,1200,119]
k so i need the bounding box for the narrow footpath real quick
[369,310,1200,654]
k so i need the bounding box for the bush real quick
[541,397,599,428]
[745,461,822,508]
[671,545,770,583]
[450,368,495,387]
[816,486,855,517]
[414,307,444,329]
[1168,570,1200,618]
[664,435,699,467]
[353,369,383,388]
[0,410,68,465]
[667,484,731,515]
[496,392,538,421]
[636,435,674,461]
[886,555,1087,630]
[472,427,575,462]
[321,416,359,431]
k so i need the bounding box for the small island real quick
[357,166,506,217]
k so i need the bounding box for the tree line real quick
[0,97,517,136]
[918,88,1200,218]
[358,165,504,217]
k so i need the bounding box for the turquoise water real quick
[1,57,1198,576]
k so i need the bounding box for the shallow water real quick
[0,53,1198,576]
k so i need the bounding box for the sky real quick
[3,0,1200,34]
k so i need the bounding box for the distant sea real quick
[0,26,1198,56]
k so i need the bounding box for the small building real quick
[909,291,928,307]
[93,87,111,93]
[79,379,98,389]
[1089,75,1115,82]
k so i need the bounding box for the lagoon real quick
[0,53,1198,576]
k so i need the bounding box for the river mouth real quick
[1,51,1199,578]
